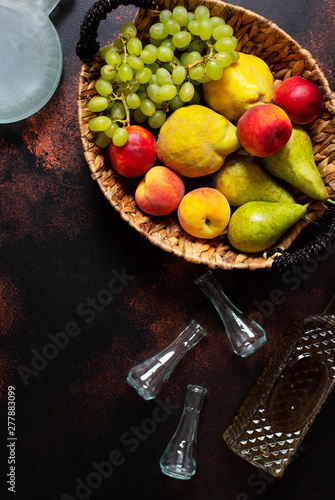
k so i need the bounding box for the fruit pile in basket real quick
[87,5,333,254]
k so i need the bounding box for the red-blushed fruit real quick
[109,125,157,177]
[273,76,323,124]
[135,166,185,216]
[177,187,231,239]
[237,104,292,157]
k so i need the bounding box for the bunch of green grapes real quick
[88,5,239,148]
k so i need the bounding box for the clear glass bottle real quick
[127,320,207,400]
[160,384,207,480]
[195,270,266,357]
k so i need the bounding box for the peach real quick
[273,76,323,124]
[177,187,231,239]
[135,166,185,216]
[237,103,292,157]
[109,125,157,177]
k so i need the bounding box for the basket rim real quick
[77,0,335,270]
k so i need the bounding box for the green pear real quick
[214,153,295,206]
[261,125,328,201]
[227,201,309,253]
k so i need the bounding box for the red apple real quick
[109,125,157,177]
[237,104,292,157]
[273,75,323,124]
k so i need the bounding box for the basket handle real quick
[76,0,154,63]
[269,202,335,271]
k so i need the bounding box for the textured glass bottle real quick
[127,320,207,400]
[195,270,266,357]
[160,384,207,480]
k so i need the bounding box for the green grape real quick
[188,90,201,105]
[231,51,240,63]
[105,122,119,138]
[180,52,189,66]
[126,93,141,109]
[95,78,113,97]
[112,127,128,146]
[127,37,142,56]
[113,38,123,50]
[105,50,122,67]
[172,65,186,85]
[189,64,205,80]
[162,63,173,73]
[161,39,176,52]
[140,99,156,116]
[148,74,158,86]
[200,74,211,84]
[148,110,167,128]
[198,20,212,40]
[188,39,204,53]
[188,12,194,22]
[149,36,162,47]
[159,9,173,23]
[133,108,147,124]
[172,6,189,26]
[156,46,174,62]
[146,63,160,74]
[215,36,238,53]
[96,132,112,148]
[169,94,184,110]
[213,24,234,39]
[172,31,192,49]
[158,84,177,101]
[100,45,113,59]
[136,67,152,84]
[89,115,112,132]
[187,51,202,65]
[150,23,168,40]
[179,82,194,102]
[147,84,163,103]
[113,73,122,85]
[88,96,108,112]
[111,102,126,120]
[210,16,225,28]
[215,51,233,67]
[137,92,148,101]
[205,60,223,80]
[145,44,158,53]
[100,65,117,80]
[194,5,210,21]
[187,19,199,35]
[164,19,180,35]
[127,56,144,70]
[140,48,157,65]
[118,63,133,82]
[156,67,172,85]
[121,22,137,38]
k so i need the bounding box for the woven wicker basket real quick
[77,0,335,270]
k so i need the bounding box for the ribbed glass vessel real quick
[195,270,266,357]
[127,320,207,400]
[160,384,207,480]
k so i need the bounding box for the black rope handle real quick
[269,202,335,271]
[76,0,155,63]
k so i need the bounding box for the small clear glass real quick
[127,320,207,400]
[195,270,266,357]
[160,384,207,480]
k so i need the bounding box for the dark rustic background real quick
[1,1,335,499]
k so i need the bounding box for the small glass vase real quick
[127,320,207,400]
[195,270,266,357]
[160,384,207,480]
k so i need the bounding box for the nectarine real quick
[109,125,157,177]
[177,188,231,239]
[237,104,292,157]
[273,76,323,124]
[135,166,185,216]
